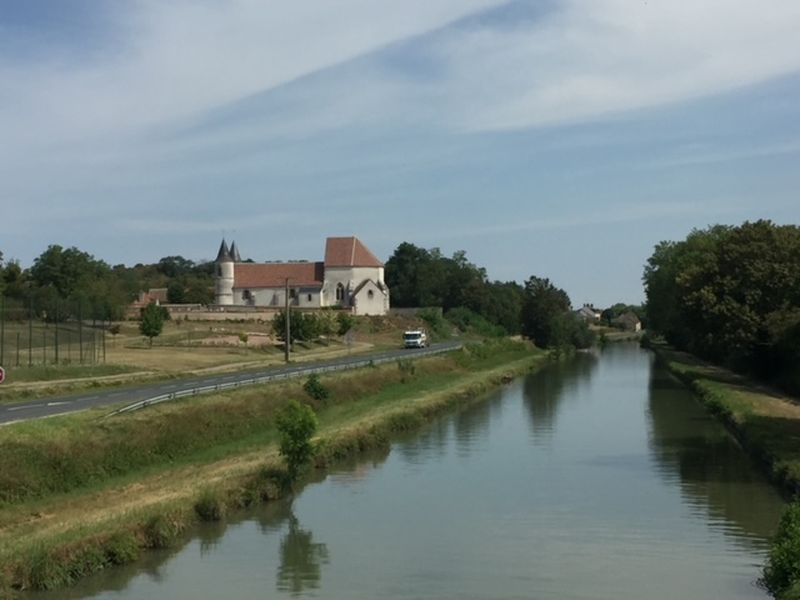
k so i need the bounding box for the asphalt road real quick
[0,341,463,425]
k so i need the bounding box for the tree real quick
[167,280,186,304]
[336,312,355,336]
[156,255,195,278]
[272,311,322,344]
[520,276,571,347]
[275,400,318,482]
[643,220,800,393]
[139,302,166,347]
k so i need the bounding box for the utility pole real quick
[28,296,33,366]
[54,296,59,364]
[284,278,291,363]
[0,294,5,366]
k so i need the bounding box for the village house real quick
[574,304,601,322]
[214,236,390,316]
[613,311,642,332]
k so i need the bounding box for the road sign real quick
[0,366,5,384]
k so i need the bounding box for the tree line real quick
[643,219,800,394]
[385,242,594,349]
[0,246,215,321]
[1,241,598,351]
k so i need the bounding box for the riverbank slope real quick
[647,340,800,495]
[0,340,545,595]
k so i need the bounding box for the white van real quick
[403,330,428,349]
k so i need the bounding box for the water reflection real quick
[276,514,330,596]
[646,365,786,547]
[198,519,228,557]
[395,418,450,464]
[452,389,504,458]
[522,351,598,442]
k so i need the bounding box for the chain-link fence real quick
[0,292,109,368]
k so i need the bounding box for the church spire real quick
[216,239,232,262]
[229,241,242,263]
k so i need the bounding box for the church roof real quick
[234,262,324,289]
[229,241,242,263]
[324,237,383,268]
[216,239,232,262]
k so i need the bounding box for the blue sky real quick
[1,0,799,306]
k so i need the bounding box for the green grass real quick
[0,363,139,383]
[0,340,536,507]
[0,339,543,593]
[648,340,800,494]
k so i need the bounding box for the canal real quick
[37,343,787,599]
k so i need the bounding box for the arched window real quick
[367,289,374,300]
[336,283,345,302]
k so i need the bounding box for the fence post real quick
[78,301,83,364]
[54,296,59,364]
[28,296,33,367]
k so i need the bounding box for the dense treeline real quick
[385,242,592,348]
[0,246,214,320]
[1,241,594,350]
[643,220,800,394]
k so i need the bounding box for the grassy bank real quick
[0,339,545,594]
[645,340,800,599]
[646,340,800,495]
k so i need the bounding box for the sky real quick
[1,0,799,306]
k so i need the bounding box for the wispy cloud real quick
[0,0,504,153]
[431,198,752,240]
[437,0,800,131]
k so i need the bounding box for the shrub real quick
[194,488,226,522]
[418,308,449,339]
[336,312,355,336]
[275,400,318,482]
[144,513,183,549]
[763,502,800,598]
[303,374,330,404]
[397,359,416,382]
[445,307,504,337]
[105,531,140,565]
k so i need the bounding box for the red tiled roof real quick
[324,237,383,268]
[234,262,324,289]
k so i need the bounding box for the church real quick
[214,236,390,316]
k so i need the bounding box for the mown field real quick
[0,314,434,403]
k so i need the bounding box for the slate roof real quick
[229,241,242,263]
[324,237,383,268]
[233,262,324,289]
[216,239,232,262]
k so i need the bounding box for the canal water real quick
[40,343,787,599]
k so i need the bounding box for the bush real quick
[105,531,140,565]
[763,502,800,598]
[275,400,318,481]
[445,307,504,337]
[194,488,226,522]
[397,359,416,382]
[336,312,355,336]
[303,374,330,403]
[144,513,183,549]
[418,308,449,339]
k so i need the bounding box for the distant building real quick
[214,236,390,316]
[574,304,601,322]
[613,312,642,332]
[133,288,168,307]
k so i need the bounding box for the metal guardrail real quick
[105,344,462,417]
